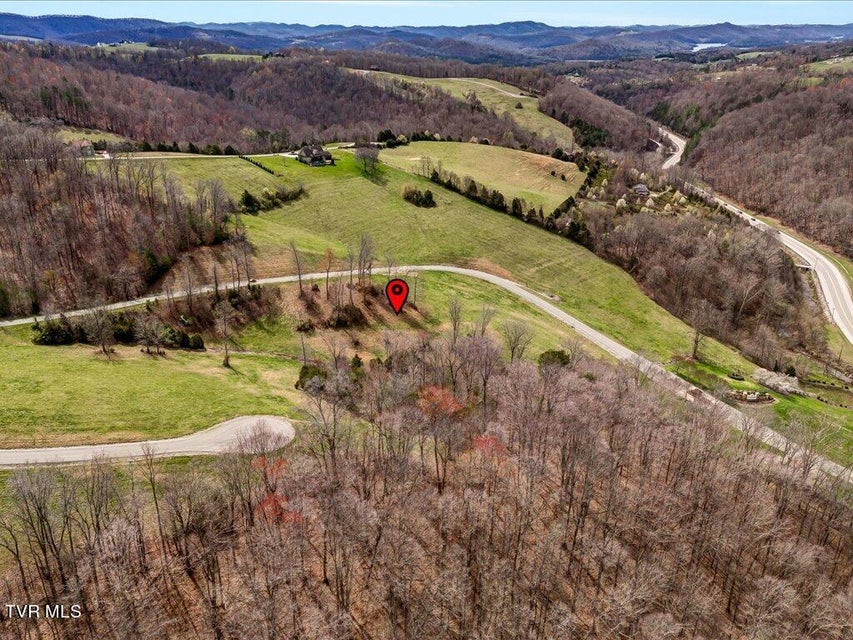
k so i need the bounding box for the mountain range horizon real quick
[2,12,853,62]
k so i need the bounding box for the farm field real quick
[380,141,584,211]
[362,71,576,151]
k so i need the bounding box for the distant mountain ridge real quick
[2,13,853,61]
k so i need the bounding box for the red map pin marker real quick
[385,278,409,315]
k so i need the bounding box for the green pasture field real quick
[380,141,584,212]
[361,71,575,151]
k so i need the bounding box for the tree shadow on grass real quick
[361,300,428,333]
[361,167,389,186]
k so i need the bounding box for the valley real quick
[0,7,852,639]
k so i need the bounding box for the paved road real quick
[0,416,295,467]
[657,126,853,346]
[691,187,853,347]
[659,126,686,170]
[1,266,845,477]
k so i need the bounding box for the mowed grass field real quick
[380,141,584,212]
[125,156,286,199]
[362,71,575,151]
[0,324,303,448]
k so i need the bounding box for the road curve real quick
[659,127,686,170]
[691,187,853,347]
[1,266,845,478]
[0,416,295,467]
[657,126,853,347]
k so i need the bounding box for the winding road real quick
[658,126,686,170]
[1,127,849,476]
[1,266,846,478]
[659,126,853,346]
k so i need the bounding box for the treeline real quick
[1,315,851,639]
[0,43,552,154]
[0,120,233,317]
[402,184,436,207]
[239,184,306,213]
[30,281,276,357]
[539,78,652,151]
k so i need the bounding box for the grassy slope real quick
[58,127,130,144]
[365,71,575,151]
[111,154,853,457]
[99,43,165,54]
[0,324,302,448]
[380,141,584,212]
[245,154,853,460]
[7,151,851,460]
[234,153,746,369]
[0,273,591,448]
[140,156,286,199]
[233,272,601,362]
[198,53,263,61]
[804,55,853,74]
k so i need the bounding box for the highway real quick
[659,127,853,347]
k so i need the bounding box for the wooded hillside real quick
[0,120,232,316]
[0,44,548,153]
[1,327,850,639]
[689,82,853,257]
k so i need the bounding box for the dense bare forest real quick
[579,199,820,369]
[688,82,853,258]
[2,319,851,639]
[0,120,232,316]
[580,53,853,257]
[583,60,803,138]
[0,44,546,152]
[539,79,652,151]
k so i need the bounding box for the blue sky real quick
[2,1,852,27]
